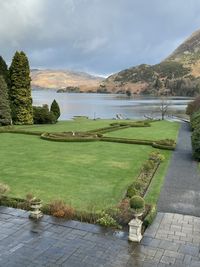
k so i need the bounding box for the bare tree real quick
[159,96,170,120]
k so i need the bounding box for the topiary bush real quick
[130,196,145,212]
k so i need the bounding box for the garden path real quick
[158,122,200,216]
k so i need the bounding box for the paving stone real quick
[1,207,200,266]
[160,255,176,265]
[178,244,199,257]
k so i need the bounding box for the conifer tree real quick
[50,99,61,121]
[0,76,11,126]
[9,51,33,124]
[0,56,9,86]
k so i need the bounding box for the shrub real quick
[33,105,56,124]
[143,205,157,228]
[186,96,200,116]
[133,180,146,192]
[130,196,145,211]
[97,212,120,228]
[149,151,165,162]
[190,111,200,130]
[48,200,74,219]
[142,160,155,174]
[126,185,138,198]
[191,126,200,160]
[117,199,132,224]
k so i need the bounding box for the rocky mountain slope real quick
[101,29,200,96]
[31,69,103,92]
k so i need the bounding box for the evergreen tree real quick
[9,51,33,124]
[50,99,61,120]
[0,76,11,126]
[0,56,9,86]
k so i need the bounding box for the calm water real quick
[32,90,192,120]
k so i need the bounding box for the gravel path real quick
[158,122,200,216]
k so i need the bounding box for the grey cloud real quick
[0,0,200,75]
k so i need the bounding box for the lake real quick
[32,90,192,120]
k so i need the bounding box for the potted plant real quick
[130,195,145,219]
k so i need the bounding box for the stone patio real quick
[0,207,200,266]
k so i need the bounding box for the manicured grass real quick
[105,121,180,140]
[0,133,153,210]
[14,118,118,133]
[0,119,180,211]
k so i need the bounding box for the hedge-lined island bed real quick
[0,119,179,212]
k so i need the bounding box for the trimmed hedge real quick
[126,151,164,198]
[41,132,99,142]
[89,125,129,134]
[110,122,150,127]
[100,136,153,145]
[100,136,175,150]
[0,128,42,136]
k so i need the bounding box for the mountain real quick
[100,29,200,96]
[31,69,103,92]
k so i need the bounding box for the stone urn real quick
[128,196,145,242]
[29,198,43,219]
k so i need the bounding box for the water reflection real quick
[32,90,192,120]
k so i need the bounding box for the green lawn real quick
[14,118,117,133]
[105,121,180,140]
[0,119,180,211]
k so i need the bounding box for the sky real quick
[1,0,200,77]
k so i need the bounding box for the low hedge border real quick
[100,136,153,145]
[0,128,43,136]
[88,125,130,134]
[0,127,176,150]
[41,132,99,142]
[123,152,165,228]
[100,137,176,150]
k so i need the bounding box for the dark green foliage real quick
[191,125,200,160]
[186,96,200,115]
[126,185,138,198]
[0,76,11,126]
[9,51,33,125]
[50,99,61,120]
[130,196,145,210]
[33,105,56,124]
[190,111,200,130]
[0,56,10,86]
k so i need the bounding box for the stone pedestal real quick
[29,201,43,220]
[128,218,143,242]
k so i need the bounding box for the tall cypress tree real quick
[0,56,9,86]
[9,51,33,124]
[50,99,61,121]
[0,75,11,126]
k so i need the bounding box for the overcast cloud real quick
[0,0,200,76]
